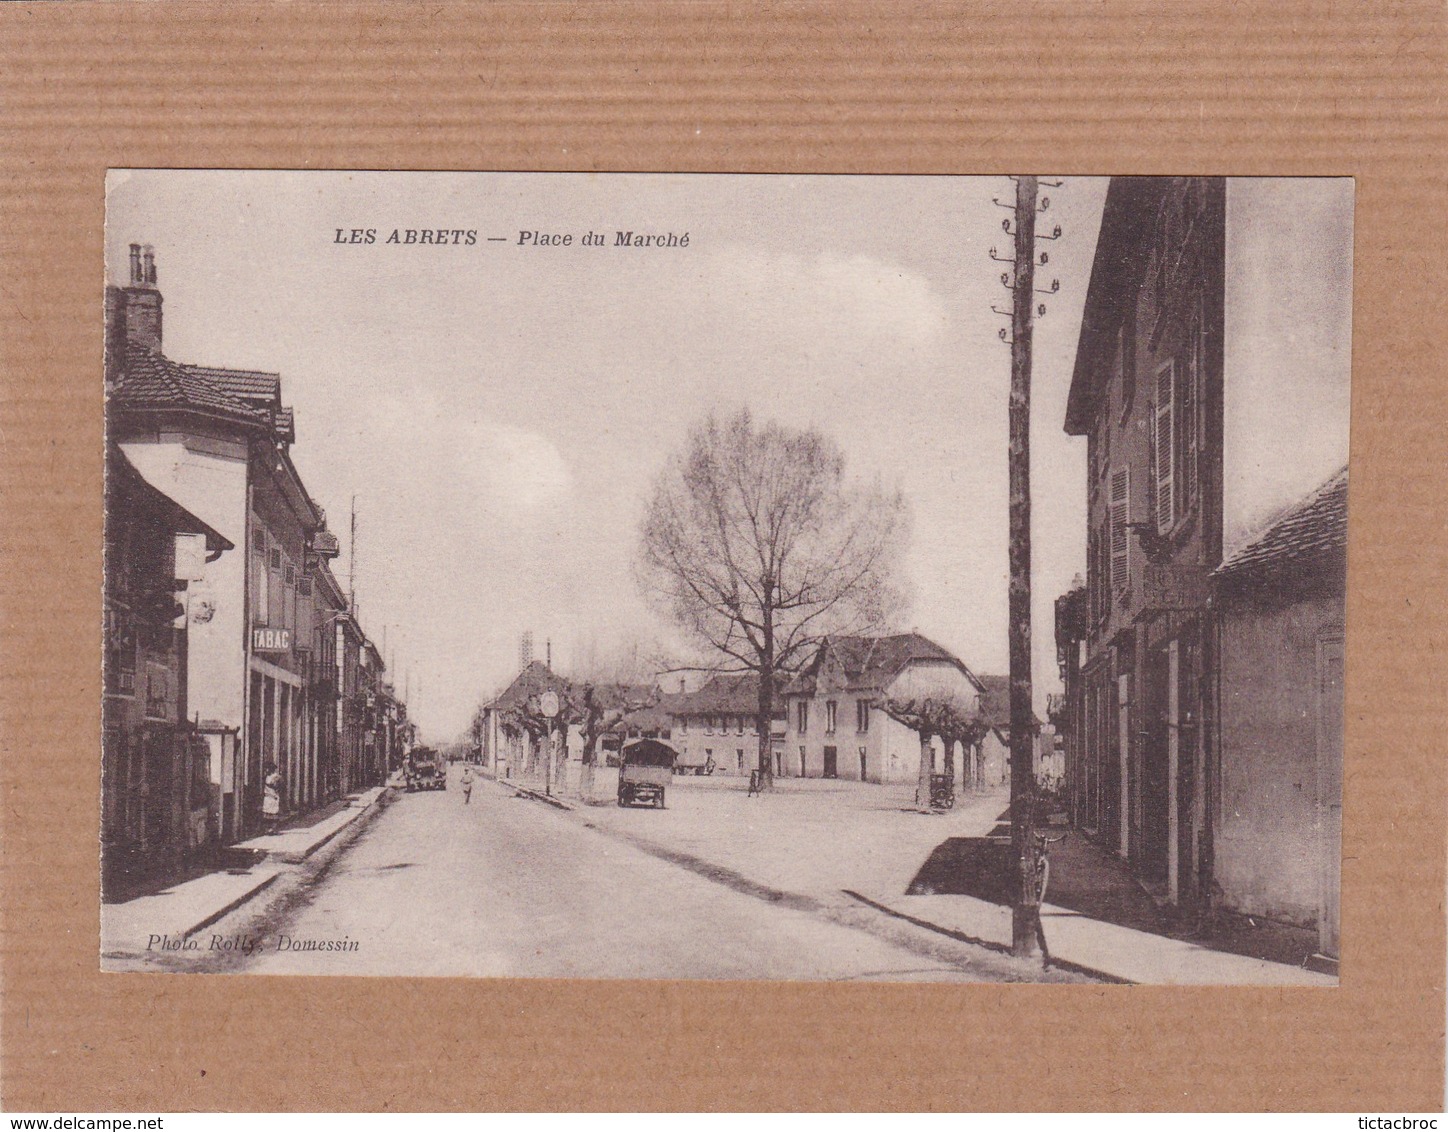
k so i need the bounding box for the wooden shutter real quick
[1180,341,1197,513]
[1155,361,1175,533]
[1110,467,1131,593]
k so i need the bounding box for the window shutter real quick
[1110,467,1131,593]
[1180,344,1197,513]
[1155,361,1175,533]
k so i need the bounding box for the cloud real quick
[706,246,949,357]
[473,420,573,518]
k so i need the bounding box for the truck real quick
[405,746,447,792]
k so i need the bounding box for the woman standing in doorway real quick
[262,762,283,834]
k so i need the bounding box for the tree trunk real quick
[915,730,933,807]
[944,736,956,782]
[579,726,596,799]
[757,644,775,790]
[553,729,568,794]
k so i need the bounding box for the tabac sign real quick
[252,627,293,654]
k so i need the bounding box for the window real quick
[252,542,269,625]
[856,699,870,733]
[796,701,808,734]
[825,701,837,735]
[298,577,313,598]
[1110,467,1131,595]
[284,564,295,586]
[736,715,744,735]
[680,716,687,735]
[736,749,744,773]
[270,548,282,570]
[1154,351,1201,536]
[1154,360,1176,533]
[704,716,713,735]
[799,746,806,776]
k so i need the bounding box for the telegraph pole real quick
[990,175,1062,957]
[1007,174,1040,958]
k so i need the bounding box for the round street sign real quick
[539,690,560,719]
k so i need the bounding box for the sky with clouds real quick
[105,172,1350,741]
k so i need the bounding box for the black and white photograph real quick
[99,171,1352,986]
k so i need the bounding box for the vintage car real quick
[405,748,447,792]
[617,738,677,808]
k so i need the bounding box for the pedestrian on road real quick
[262,762,283,834]
[461,763,474,805]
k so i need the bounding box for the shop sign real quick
[252,628,292,653]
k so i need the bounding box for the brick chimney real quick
[105,243,163,360]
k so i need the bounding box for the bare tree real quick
[569,681,659,799]
[638,410,908,789]
[880,693,990,807]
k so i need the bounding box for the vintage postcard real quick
[99,171,1351,984]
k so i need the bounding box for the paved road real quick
[233,770,1015,981]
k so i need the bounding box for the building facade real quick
[1214,469,1346,957]
[782,633,986,786]
[669,675,785,776]
[102,447,233,896]
[1057,177,1350,940]
[106,244,396,861]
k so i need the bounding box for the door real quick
[1317,636,1344,959]
[1140,650,1171,884]
[823,745,838,779]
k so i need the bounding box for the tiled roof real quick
[490,661,572,711]
[674,674,771,717]
[1215,468,1348,584]
[182,364,280,404]
[791,632,981,696]
[109,345,268,426]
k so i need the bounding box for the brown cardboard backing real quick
[1,0,1444,1113]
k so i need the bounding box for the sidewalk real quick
[232,785,389,863]
[521,769,1335,985]
[101,785,389,956]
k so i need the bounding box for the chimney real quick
[106,241,163,355]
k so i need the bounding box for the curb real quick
[501,779,576,811]
[179,868,283,941]
[286,786,392,862]
[841,889,1129,984]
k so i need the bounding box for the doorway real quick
[823,745,838,779]
[1140,648,1171,886]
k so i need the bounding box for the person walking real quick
[460,763,474,805]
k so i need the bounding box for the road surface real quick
[221,770,1043,981]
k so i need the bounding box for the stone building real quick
[781,633,985,785]
[1055,177,1350,940]
[105,244,392,853]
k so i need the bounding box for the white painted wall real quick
[121,438,249,731]
[1224,178,1353,553]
